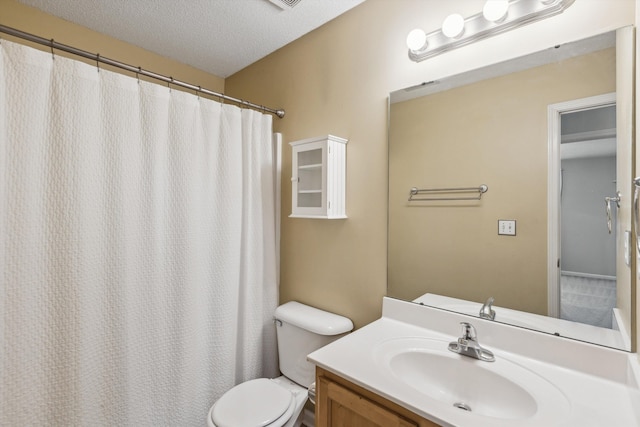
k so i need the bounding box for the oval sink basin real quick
[374,337,570,422]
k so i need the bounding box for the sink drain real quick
[453,402,472,412]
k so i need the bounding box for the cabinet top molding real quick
[289,135,348,147]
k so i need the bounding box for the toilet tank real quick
[274,301,353,387]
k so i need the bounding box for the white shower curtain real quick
[0,39,278,425]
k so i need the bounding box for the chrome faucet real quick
[479,296,496,320]
[448,322,495,362]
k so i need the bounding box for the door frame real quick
[547,92,616,318]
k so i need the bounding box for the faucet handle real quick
[449,321,496,362]
[459,322,477,341]
[480,296,496,320]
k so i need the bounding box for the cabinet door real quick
[318,377,418,427]
[291,140,326,217]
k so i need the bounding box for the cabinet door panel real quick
[320,377,417,427]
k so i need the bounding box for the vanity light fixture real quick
[407,0,575,62]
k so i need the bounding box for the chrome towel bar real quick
[408,184,488,202]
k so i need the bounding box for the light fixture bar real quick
[408,0,575,62]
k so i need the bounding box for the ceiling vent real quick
[268,0,303,9]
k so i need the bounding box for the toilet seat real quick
[210,378,295,427]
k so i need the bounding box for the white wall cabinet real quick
[290,135,347,219]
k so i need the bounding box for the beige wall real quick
[227,0,635,329]
[228,3,394,329]
[0,0,225,94]
[388,48,615,316]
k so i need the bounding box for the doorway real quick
[559,104,617,328]
[547,93,622,325]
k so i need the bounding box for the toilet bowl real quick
[206,301,353,427]
[207,376,307,427]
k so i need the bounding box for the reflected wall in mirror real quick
[388,27,633,351]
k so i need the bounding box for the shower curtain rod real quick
[0,24,286,119]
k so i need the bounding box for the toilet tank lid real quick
[275,301,353,335]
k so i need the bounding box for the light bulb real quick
[483,0,509,22]
[442,14,465,39]
[406,28,428,51]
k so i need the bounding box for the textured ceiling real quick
[17,0,365,78]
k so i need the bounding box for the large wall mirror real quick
[388,26,634,351]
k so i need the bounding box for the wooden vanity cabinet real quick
[315,367,441,427]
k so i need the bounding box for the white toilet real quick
[207,301,353,427]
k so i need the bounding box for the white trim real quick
[273,133,282,287]
[547,92,616,318]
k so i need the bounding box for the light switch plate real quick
[498,220,516,236]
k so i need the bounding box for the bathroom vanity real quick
[308,297,640,427]
[316,367,437,426]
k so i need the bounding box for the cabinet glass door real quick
[297,147,323,208]
[291,140,327,217]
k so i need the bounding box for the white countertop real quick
[308,297,640,427]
